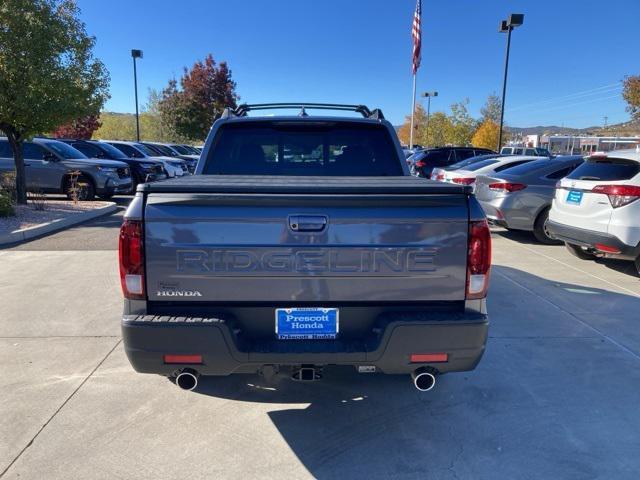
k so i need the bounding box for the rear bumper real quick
[122,311,489,376]
[547,220,640,260]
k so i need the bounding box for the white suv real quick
[547,149,640,274]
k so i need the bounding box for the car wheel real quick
[565,242,597,260]
[532,207,561,244]
[65,175,95,201]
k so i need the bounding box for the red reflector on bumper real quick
[410,353,448,363]
[163,354,203,364]
[595,243,621,254]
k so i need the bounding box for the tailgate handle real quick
[289,215,327,232]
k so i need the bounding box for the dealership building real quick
[522,134,640,154]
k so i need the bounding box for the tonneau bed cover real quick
[137,175,472,195]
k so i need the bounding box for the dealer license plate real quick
[275,308,339,340]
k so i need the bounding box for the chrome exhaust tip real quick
[411,367,437,392]
[175,369,199,391]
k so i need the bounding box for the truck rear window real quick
[566,158,640,181]
[202,122,402,176]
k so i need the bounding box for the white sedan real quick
[439,155,543,190]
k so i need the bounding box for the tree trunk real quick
[6,130,27,204]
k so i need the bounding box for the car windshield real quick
[152,144,176,156]
[464,159,499,171]
[93,142,129,159]
[44,141,87,159]
[566,157,640,181]
[171,144,190,154]
[134,143,157,156]
[203,122,402,176]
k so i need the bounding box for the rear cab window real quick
[567,157,640,181]
[203,121,402,176]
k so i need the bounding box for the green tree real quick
[480,93,502,124]
[449,99,477,146]
[159,54,239,142]
[0,0,110,203]
[622,75,640,120]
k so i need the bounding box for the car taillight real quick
[436,173,445,181]
[415,160,426,168]
[452,177,475,185]
[592,184,640,208]
[466,219,491,300]
[488,182,527,192]
[119,219,145,299]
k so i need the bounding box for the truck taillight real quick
[119,219,145,299]
[592,184,640,208]
[466,219,491,300]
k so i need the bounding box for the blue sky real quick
[77,0,639,128]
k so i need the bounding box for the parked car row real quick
[408,146,496,178]
[427,147,640,274]
[0,137,201,200]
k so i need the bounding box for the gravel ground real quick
[0,199,111,234]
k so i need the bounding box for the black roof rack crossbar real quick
[222,103,384,120]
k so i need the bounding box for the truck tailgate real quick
[142,176,470,303]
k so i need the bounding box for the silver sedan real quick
[475,156,584,243]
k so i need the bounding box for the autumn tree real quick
[52,114,102,139]
[397,104,428,146]
[472,119,502,150]
[420,112,454,147]
[0,0,109,203]
[622,75,640,120]
[159,54,239,142]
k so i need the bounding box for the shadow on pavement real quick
[187,267,640,478]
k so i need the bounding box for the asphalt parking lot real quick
[1,197,639,479]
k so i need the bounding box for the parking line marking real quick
[495,270,640,362]
[0,338,122,478]
[497,238,640,299]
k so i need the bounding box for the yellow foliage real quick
[472,120,500,150]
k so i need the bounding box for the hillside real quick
[507,119,640,137]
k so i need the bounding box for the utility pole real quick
[497,14,524,152]
[131,49,144,142]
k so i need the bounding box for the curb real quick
[0,203,118,247]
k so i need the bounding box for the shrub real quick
[0,189,14,217]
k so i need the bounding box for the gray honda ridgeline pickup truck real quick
[119,103,491,392]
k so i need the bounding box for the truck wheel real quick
[565,242,596,260]
[533,208,561,244]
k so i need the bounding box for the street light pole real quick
[131,49,143,142]
[497,14,524,152]
[421,91,438,146]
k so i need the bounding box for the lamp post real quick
[497,14,524,152]
[421,91,438,146]
[131,49,143,142]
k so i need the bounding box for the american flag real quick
[411,0,422,74]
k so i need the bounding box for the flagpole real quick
[409,73,417,149]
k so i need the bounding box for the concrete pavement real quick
[1,204,639,479]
